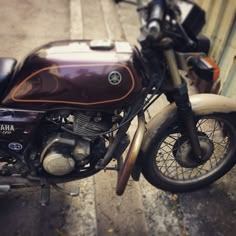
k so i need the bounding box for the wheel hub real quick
[174,135,214,168]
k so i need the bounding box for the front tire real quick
[141,114,236,192]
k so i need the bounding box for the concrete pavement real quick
[0,1,97,236]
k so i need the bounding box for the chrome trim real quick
[40,135,75,163]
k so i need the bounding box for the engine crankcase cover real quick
[43,152,75,176]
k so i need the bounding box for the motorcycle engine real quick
[41,111,113,176]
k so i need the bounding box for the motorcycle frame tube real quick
[95,124,130,169]
[116,112,145,195]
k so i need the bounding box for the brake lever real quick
[166,1,196,48]
[177,22,196,47]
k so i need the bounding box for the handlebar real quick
[147,0,165,39]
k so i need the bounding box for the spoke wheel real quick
[141,114,236,192]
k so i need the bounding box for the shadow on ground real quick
[0,188,70,236]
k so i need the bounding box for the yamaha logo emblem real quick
[8,142,23,151]
[108,71,122,85]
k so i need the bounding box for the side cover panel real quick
[0,108,44,155]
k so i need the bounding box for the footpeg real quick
[0,185,11,192]
[40,179,50,206]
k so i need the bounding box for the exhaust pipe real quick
[116,112,145,195]
[0,176,39,187]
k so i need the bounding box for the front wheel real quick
[141,114,236,192]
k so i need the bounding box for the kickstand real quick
[40,178,50,206]
[52,184,80,197]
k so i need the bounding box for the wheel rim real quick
[155,116,235,184]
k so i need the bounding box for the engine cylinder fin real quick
[73,112,112,136]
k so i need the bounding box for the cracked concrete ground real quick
[0,0,236,236]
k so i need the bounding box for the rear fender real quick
[132,94,236,180]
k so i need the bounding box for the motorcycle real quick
[0,0,236,206]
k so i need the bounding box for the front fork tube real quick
[164,47,203,161]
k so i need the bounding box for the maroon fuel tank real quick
[2,40,144,110]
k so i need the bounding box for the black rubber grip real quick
[149,0,165,23]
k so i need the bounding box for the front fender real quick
[146,94,236,142]
[189,94,236,115]
[132,94,236,180]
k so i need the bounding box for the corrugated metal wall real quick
[195,0,236,97]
